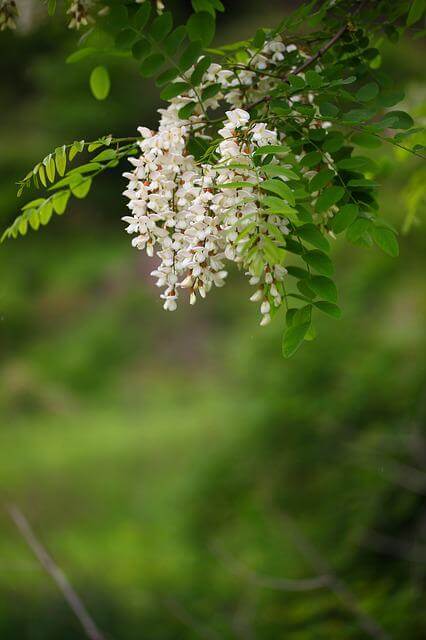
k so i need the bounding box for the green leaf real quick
[180,41,202,71]
[352,132,381,149]
[156,68,180,86]
[319,102,339,118]
[44,155,56,183]
[346,217,372,242]
[39,200,53,225]
[300,151,321,169]
[261,179,295,205]
[407,0,425,25]
[337,156,376,172]
[132,37,151,60]
[305,70,323,89]
[66,47,97,64]
[252,144,289,156]
[163,26,187,56]
[38,164,47,187]
[47,0,56,16]
[191,56,211,85]
[315,186,345,213]
[356,82,379,102]
[55,146,67,177]
[322,132,344,153]
[187,11,215,46]
[115,28,139,50]
[52,190,70,215]
[90,66,110,100]
[69,140,85,161]
[140,53,165,77]
[178,101,197,119]
[282,322,310,358]
[298,224,330,252]
[303,250,334,276]
[262,165,300,181]
[161,82,190,100]
[201,83,221,100]
[132,2,151,30]
[382,110,414,130]
[309,276,337,303]
[71,176,92,199]
[314,301,341,318]
[309,169,334,193]
[372,226,399,257]
[92,149,117,162]
[151,11,173,41]
[262,197,299,223]
[331,204,359,233]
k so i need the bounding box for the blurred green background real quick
[0,1,425,638]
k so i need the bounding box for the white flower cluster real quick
[123,40,302,324]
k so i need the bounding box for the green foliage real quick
[1,0,425,357]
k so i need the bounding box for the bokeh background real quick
[0,1,425,638]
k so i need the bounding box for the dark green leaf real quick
[180,41,202,71]
[303,250,334,276]
[282,322,310,358]
[132,2,151,30]
[140,53,165,77]
[309,276,337,303]
[178,101,197,119]
[356,82,379,102]
[308,169,334,193]
[352,132,381,148]
[407,0,425,25]
[315,186,345,213]
[160,82,190,100]
[187,11,215,46]
[330,204,358,233]
[298,224,330,252]
[132,37,151,60]
[305,70,323,89]
[314,301,341,318]
[163,26,187,56]
[115,28,139,50]
[191,56,211,85]
[151,12,173,41]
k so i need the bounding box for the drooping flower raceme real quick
[123,40,304,323]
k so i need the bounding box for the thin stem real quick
[7,505,106,640]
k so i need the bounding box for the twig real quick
[272,508,392,640]
[164,597,221,640]
[248,0,369,110]
[7,505,107,640]
[211,539,330,591]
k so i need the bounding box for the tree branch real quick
[7,505,106,640]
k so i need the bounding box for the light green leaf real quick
[55,146,67,177]
[261,179,295,205]
[90,66,111,100]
